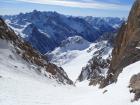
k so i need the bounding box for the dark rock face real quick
[101,0,140,88]
[78,55,110,86]
[0,17,73,85]
[129,73,140,101]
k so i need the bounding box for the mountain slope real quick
[1,53,140,105]
[0,17,73,85]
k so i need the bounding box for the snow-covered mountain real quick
[0,17,73,85]
[84,16,125,29]
[3,10,124,54]
[48,36,91,64]
[48,34,113,82]
[2,11,124,83]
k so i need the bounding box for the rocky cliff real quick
[101,0,140,88]
[129,73,140,101]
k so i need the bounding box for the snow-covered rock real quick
[77,41,112,85]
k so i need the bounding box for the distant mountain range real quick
[3,10,124,54]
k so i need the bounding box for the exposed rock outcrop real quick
[77,41,112,86]
[0,17,73,85]
[100,0,140,88]
[129,73,140,101]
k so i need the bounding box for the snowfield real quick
[0,39,140,105]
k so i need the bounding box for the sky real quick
[0,0,134,17]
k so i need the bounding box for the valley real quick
[0,0,140,105]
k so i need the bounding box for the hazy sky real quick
[0,0,134,17]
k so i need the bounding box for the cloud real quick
[17,0,131,11]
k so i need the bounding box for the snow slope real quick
[61,47,94,82]
[0,39,58,84]
[48,37,98,81]
[0,46,140,105]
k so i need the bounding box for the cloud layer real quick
[18,0,131,11]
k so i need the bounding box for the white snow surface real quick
[0,39,140,105]
[61,47,95,81]
[136,47,140,49]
